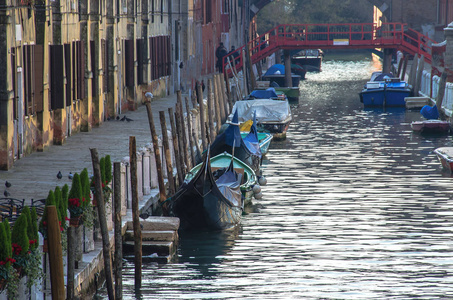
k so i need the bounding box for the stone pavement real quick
[0,91,190,202]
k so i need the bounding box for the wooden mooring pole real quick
[47,205,65,300]
[129,136,142,291]
[207,79,216,141]
[184,96,197,167]
[168,107,184,186]
[177,91,191,170]
[145,102,167,204]
[159,111,176,196]
[197,84,208,150]
[113,162,123,300]
[90,148,115,300]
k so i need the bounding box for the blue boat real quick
[359,76,411,107]
[210,110,262,174]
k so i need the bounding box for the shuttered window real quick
[11,48,17,120]
[76,40,86,99]
[101,39,110,93]
[148,35,171,81]
[90,40,97,97]
[49,44,64,110]
[64,43,71,106]
[125,39,134,87]
[23,45,34,116]
[136,39,143,85]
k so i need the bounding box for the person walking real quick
[215,42,228,73]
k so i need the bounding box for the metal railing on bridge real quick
[223,22,435,77]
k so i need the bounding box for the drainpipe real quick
[17,66,23,157]
[118,45,122,115]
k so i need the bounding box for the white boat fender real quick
[254,191,263,200]
[258,176,267,186]
[252,184,261,194]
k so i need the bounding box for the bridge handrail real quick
[223,22,434,76]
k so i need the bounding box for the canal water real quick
[116,53,453,299]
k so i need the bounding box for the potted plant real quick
[80,168,94,228]
[68,173,84,227]
[91,155,113,204]
[0,220,19,298]
[21,207,43,290]
[38,190,56,252]
[11,212,29,277]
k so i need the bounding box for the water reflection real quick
[108,53,453,299]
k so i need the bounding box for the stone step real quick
[122,240,177,257]
[125,216,180,232]
[124,230,178,242]
[405,96,430,109]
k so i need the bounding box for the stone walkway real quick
[0,92,189,202]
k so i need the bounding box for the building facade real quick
[0,0,249,170]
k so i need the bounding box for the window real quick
[64,43,71,106]
[125,39,134,87]
[149,36,171,81]
[49,44,64,110]
[72,40,85,100]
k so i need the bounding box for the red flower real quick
[65,217,70,221]
[29,239,37,245]
[102,183,105,188]
[0,261,6,266]
[12,243,22,256]
[42,221,47,226]
[69,198,81,207]
[7,258,15,264]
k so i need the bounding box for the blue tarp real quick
[249,88,278,99]
[264,64,285,76]
[421,105,439,120]
[242,111,261,157]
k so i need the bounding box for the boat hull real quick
[261,74,301,88]
[360,88,411,107]
[411,120,450,134]
[189,153,258,206]
[241,132,273,155]
[434,147,453,172]
[274,87,300,102]
[169,151,243,231]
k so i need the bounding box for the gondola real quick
[167,148,243,231]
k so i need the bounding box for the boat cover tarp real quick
[211,110,262,158]
[249,88,278,99]
[229,99,291,124]
[264,64,285,76]
[420,104,439,120]
[242,112,261,157]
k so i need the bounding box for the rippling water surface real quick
[119,53,453,299]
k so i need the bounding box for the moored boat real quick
[230,99,292,140]
[434,147,453,172]
[241,132,273,155]
[211,110,262,174]
[167,149,243,231]
[360,76,411,107]
[411,120,450,134]
[191,152,258,206]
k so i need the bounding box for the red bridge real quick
[224,22,434,76]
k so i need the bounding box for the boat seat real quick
[211,167,246,184]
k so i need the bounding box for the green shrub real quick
[11,213,29,256]
[30,208,39,249]
[21,207,35,250]
[38,190,56,239]
[0,223,8,262]
[80,168,91,208]
[105,155,112,184]
[100,157,106,184]
[2,220,11,259]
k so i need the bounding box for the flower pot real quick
[42,239,48,253]
[70,216,82,227]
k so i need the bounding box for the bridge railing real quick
[223,22,434,77]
